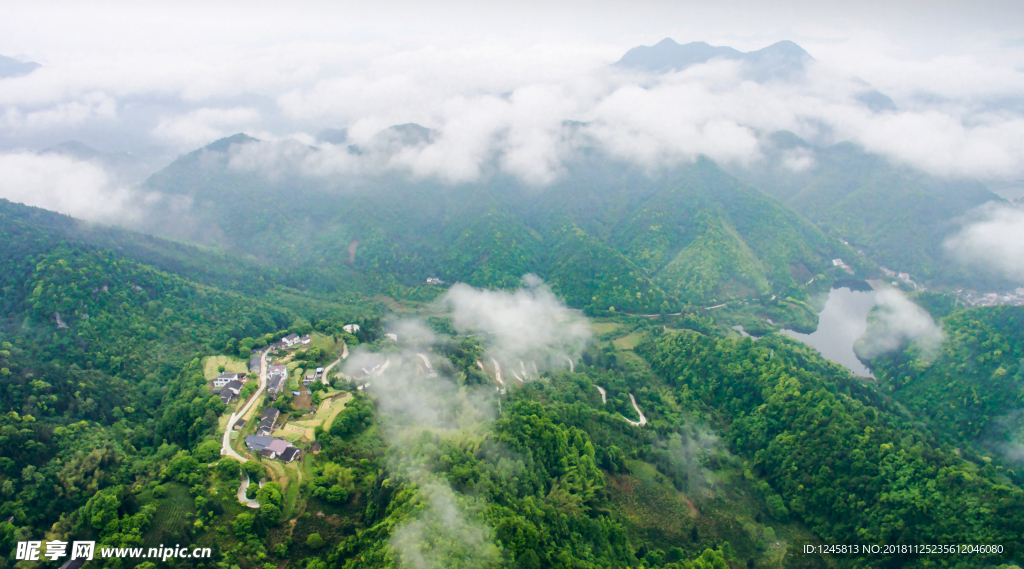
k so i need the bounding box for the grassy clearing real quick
[203,355,248,379]
[309,332,337,353]
[613,332,644,351]
[592,322,622,336]
[264,459,289,486]
[283,463,303,518]
[141,483,196,547]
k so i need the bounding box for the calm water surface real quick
[782,287,877,376]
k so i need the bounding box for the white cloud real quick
[2,2,1023,184]
[439,274,592,370]
[1,92,117,131]
[858,288,944,359]
[945,203,1024,283]
[0,152,141,222]
[152,107,260,148]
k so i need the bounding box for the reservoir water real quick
[782,287,878,376]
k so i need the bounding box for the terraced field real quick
[291,393,351,431]
[142,483,196,547]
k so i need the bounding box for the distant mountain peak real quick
[0,54,41,79]
[203,133,259,153]
[614,38,812,81]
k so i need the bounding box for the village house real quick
[280,447,302,462]
[267,365,287,398]
[233,419,246,431]
[213,372,246,388]
[303,373,316,386]
[243,435,301,462]
[342,324,360,334]
[249,356,261,374]
[215,390,235,405]
[281,333,301,347]
[212,379,244,405]
[301,334,312,345]
[257,407,280,436]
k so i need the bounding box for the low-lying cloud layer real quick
[439,274,592,371]
[3,10,1024,189]
[944,203,1024,283]
[858,289,945,359]
[0,152,146,222]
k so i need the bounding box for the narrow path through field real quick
[594,385,606,404]
[622,393,647,426]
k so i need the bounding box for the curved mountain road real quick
[238,473,260,509]
[623,393,647,426]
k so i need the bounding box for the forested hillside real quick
[866,304,1024,455]
[3,188,1024,568]
[730,133,1003,288]
[640,329,1024,566]
[131,135,858,317]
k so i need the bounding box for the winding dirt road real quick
[623,393,647,426]
[594,385,606,404]
[491,358,505,386]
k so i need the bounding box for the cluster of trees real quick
[640,331,1024,563]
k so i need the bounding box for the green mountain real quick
[134,134,856,317]
[3,193,1024,568]
[731,132,1003,288]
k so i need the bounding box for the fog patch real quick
[0,151,186,224]
[344,336,499,569]
[152,107,261,149]
[780,147,816,172]
[650,423,732,499]
[944,202,1024,283]
[390,480,501,569]
[438,274,591,373]
[343,278,590,568]
[857,289,944,359]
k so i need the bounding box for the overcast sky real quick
[2,0,1023,189]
